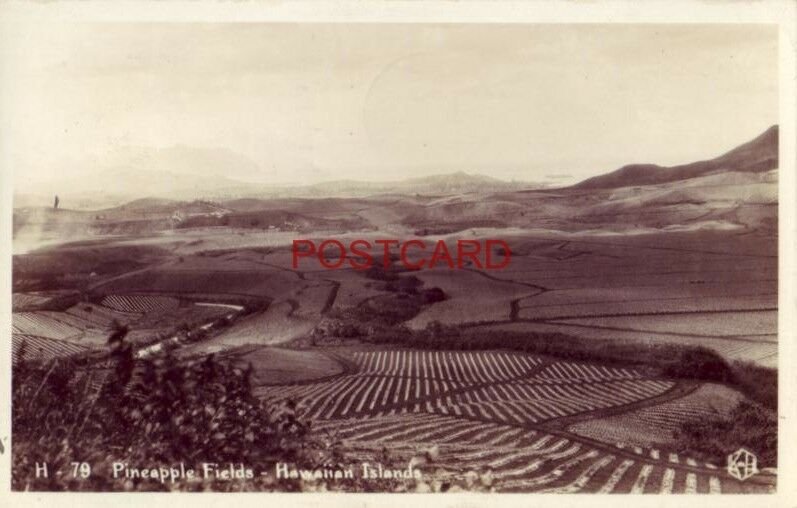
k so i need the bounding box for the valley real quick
[10,125,779,492]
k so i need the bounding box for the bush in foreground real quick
[674,398,777,468]
[13,347,489,492]
[673,360,777,468]
[12,346,315,491]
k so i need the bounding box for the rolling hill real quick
[572,126,778,190]
[13,126,780,251]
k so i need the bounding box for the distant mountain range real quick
[572,125,778,190]
[278,171,519,197]
[14,169,529,209]
[14,125,779,210]
[13,125,779,252]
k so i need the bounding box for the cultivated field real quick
[568,383,745,447]
[11,292,240,363]
[251,346,772,493]
[401,230,778,367]
[10,175,779,492]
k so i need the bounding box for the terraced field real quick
[405,232,778,368]
[568,383,745,446]
[12,312,83,341]
[313,414,743,493]
[12,292,52,310]
[101,294,180,313]
[12,334,90,364]
[65,303,141,327]
[254,348,774,493]
[11,293,242,362]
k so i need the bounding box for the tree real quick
[107,319,129,345]
[422,287,447,303]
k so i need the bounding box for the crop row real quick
[612,443,713,468]
[352,350,542,383]
[257,375,463,420]
[311,414,745,493]
[257,372,672,424]
[527,362,643,383]
[519,294,775,320]
[35,311,104,331]
[627,405,720,431]
[432,379,674,424]
[578,382,744,435]
[12,334,89,364]
[12,293,51,309]
[257,350,675,423]
[65,303,139,327]
[313,414,530,447]
[709,340,778,362]
[12,312,82,341]
[101,295,180,313]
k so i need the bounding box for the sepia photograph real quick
[1,4,793,501]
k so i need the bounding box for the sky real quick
[2,23,778,188]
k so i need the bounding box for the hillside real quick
[572,125,778,190]
[12,127,780,253]
[282,171,521,198]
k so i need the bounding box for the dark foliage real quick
[364,265,399,282]
[422,287,447,303]
[383,275,423,294]
[730,361,777,410]
[13,244,168,292]
[672,360,778,468]
[675,399,777,468]
[12,346,317,491]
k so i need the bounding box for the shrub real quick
[12,349,316,491]
[422,287,447,303]
[364,265,398,282]
[675,399,777,468]
[672,359,777,468]
[730,361,777,410]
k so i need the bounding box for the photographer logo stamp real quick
[727,448,758,481]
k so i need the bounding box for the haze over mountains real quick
[12,125,778,253]
[15,125,779,211]
[13,167,529,210]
